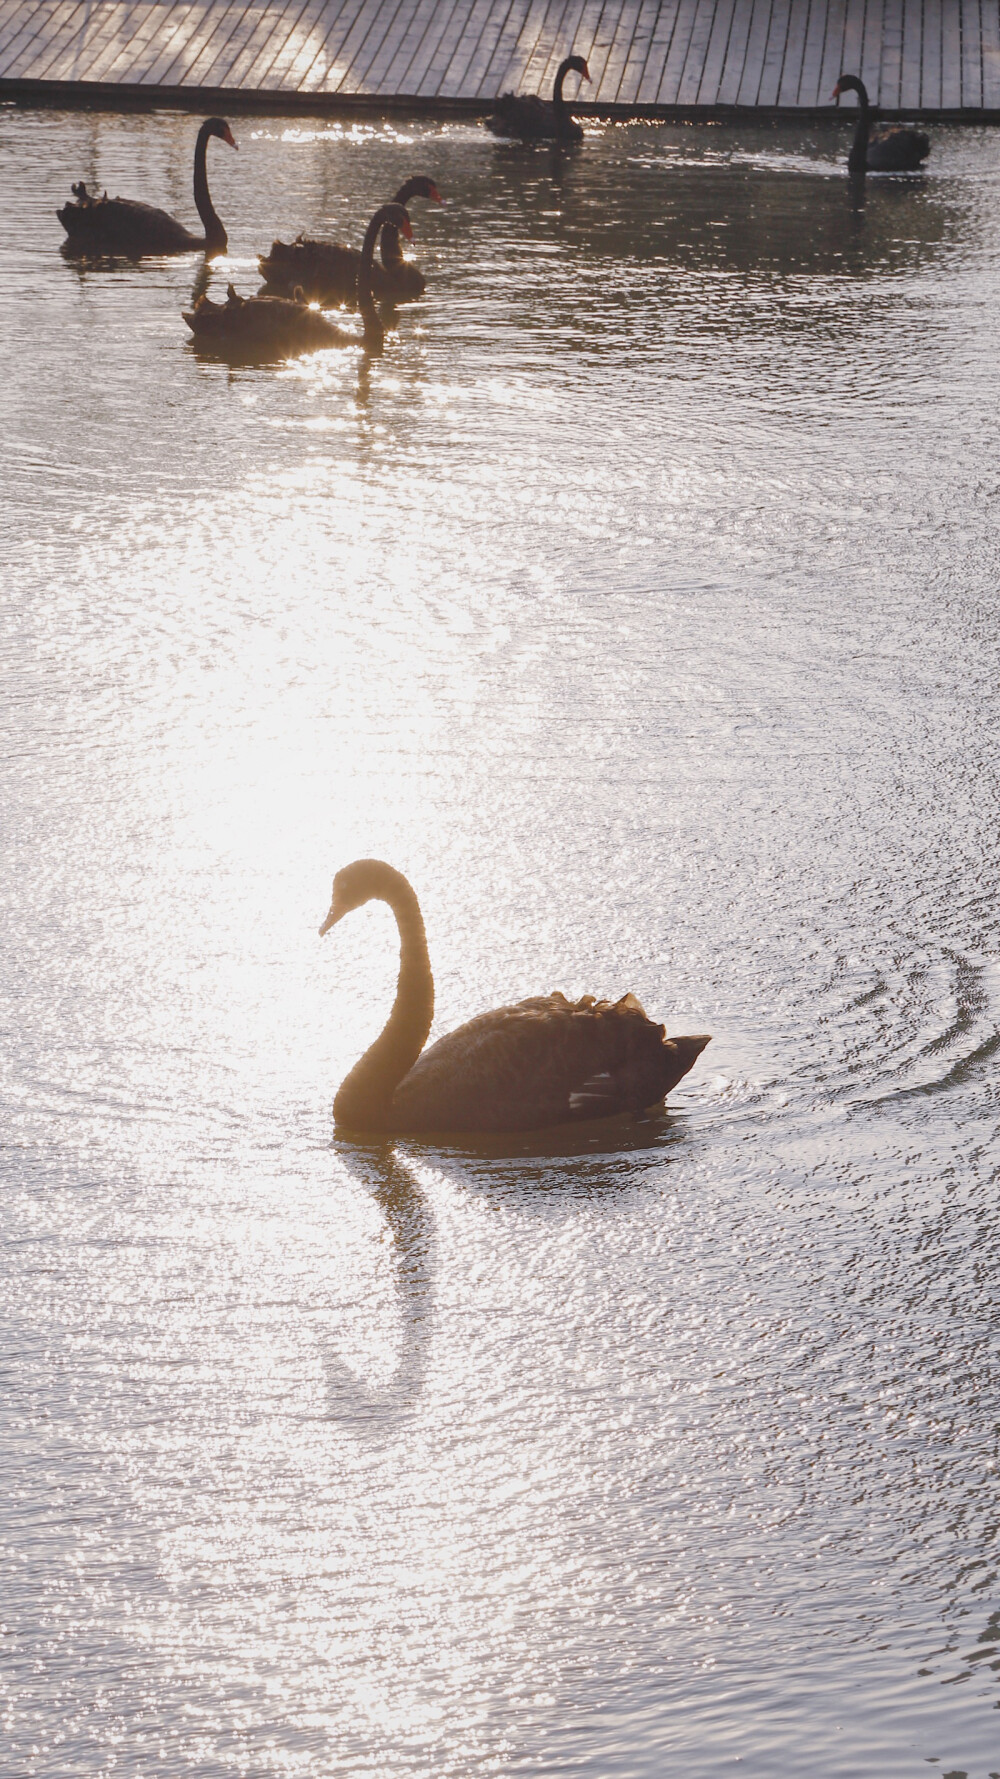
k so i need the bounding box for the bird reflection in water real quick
[321,1145,434,1429]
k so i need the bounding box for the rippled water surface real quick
[3,104,1000,1776]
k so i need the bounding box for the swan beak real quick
[429,184,443,203]
[224,125,238,149]
[832,85,841,102]
[401,216,414,241]
[582,61,592,81]
[319,901,345,936]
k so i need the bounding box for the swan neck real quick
[849,84,870,170]
[553,59,571,118]
[358,209,385,351]
[333,876,434,1130]
[194,124,227,254]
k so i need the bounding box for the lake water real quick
[2,103,1000,1777]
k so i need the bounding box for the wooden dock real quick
[2,0,998,117]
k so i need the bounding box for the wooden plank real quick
[695,0,737,104]
[796,0,828,103]
[78,1,162,82]
[570,0,626,103]
[531,0,591,100]
[983,0,1000,108]
[634,0,685,102]
[293,0,370,90]
[609,0,658,102]
[960,0,981,109]
[596,0,642,100]
[195,0,283,91]
[897,0,921,109]
[940,0,961,108]
[465,0,525,93]
[462,0,527,91]
[859,0,884,98]
[715,0,754,103]
[140,0,232,85]
[329,0,406,90]
[11,0,92,81]
[111,0,205,83]
[879,0,903,108]
[498,0,566,99]
[0,0,73,74]
[838,0,864,89]
[359,0,426,90]
[922,0,942,109]
[240,0,320,87]
[654,0,698,103]
[37,0,125,83]
[758,0,794,106]
[96,2,184,83]
[738,0,780,106]
[776,0,811,103]
[375,0,444,92]
[675,0,719,102]
[413,0,477,95]
[816,0,848,97]
[216,0,302,89]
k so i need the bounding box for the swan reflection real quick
[321,1145,434,1428]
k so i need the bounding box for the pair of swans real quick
[183,202,413,356]
[834,75,930,173]
[321,860,710,1136]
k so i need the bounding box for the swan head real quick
[832,75,866,105]
[567,54,591,81]
[320,859,384,934]
[205,117,238,150]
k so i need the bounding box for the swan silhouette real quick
[58,118,236,256]
[833,76,929,173]
[487,54,591,143]
[183,204,412,356]
[321,860,710,1135]
[259,177,442,305]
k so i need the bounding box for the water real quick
[2,103,1000,1777]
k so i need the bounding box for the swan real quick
[183,203,412,356]
[258,177,442,306]
[833,76,929,173]
[487,54,591,143]
[320,859,710,1135]
[58,117,236,256]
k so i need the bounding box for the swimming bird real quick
[184,204,412,356]
[487,54,591,143]
[258,177,442,305]
[833,76,930,173]
[58,117,237,256]
[320,859,710,1135]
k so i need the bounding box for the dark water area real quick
[2,104,1000,1776]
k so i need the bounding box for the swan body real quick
[833,76,929,174]
[258,177,441,306]
[184,204,412,356]
[321,860,710,1136]
[487,54,591,143]
[58,118,236,256]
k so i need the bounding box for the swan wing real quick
[390,993,708,1133]
[59,196,198,251]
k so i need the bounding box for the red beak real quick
[429,183,443,203]
[224,125,238,148]
[582,61,592,81]
[401,215,414,240]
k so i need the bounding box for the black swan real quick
[320,859,710,1135]
[58,118,237,256]
[258,177,442,306]
[183,204,412,356]
[833,76,929,173]
[487,54,591,143]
